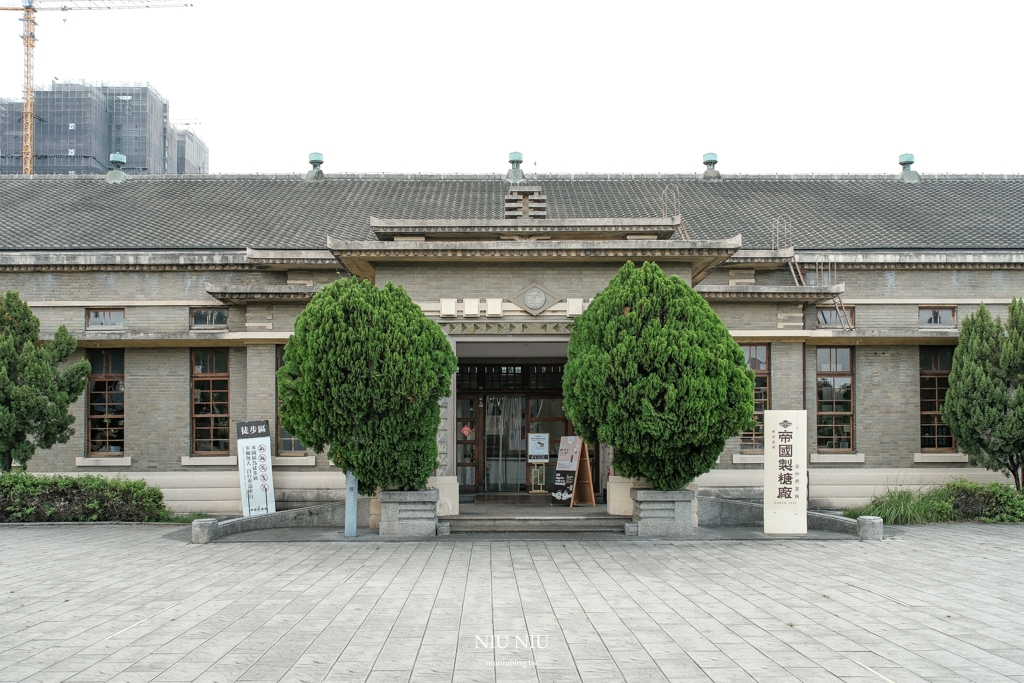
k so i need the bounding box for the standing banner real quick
[763,410,807,534]
[237,420,276,517]
[551,436,583,505]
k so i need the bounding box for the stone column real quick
[378,489,439,536]
[630,489,695,536]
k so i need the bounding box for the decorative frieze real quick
[439,321,573,335]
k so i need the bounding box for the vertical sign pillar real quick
[764,410,807,534]
[345,470,358,538]
[236,420,276,517]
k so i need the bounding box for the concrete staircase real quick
[444,504,626,534]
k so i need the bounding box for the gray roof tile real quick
[1,173,1022,251]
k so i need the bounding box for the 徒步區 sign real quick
[236,419,276,517]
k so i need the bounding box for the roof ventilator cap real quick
[305,152,325,182]
[899,153,920,184]
[506,151,526,184]
[105,153,127,184]
[702,152,721,180]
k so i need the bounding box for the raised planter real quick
[379,488,439,537]
[607,475,650,516]
[629,488,694,536]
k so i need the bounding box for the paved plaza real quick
[2,525,1024,683]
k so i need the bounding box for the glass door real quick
[484,395,527,492]
[456,396,482,494]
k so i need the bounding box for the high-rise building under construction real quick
[0,82,208,175]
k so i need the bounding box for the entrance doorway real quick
[455,363,595,500]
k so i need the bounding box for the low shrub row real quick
[0,473,189,523]
[846,478,1024,525]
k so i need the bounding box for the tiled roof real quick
[1,172,1022,251]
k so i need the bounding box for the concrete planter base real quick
[630,489,695,536]
[379,489,439,536]
[607,476,650,516]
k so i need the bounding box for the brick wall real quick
[853,345,919,467]
[718,341,804,470]
[0,269,287,302]
[375,262,691,301]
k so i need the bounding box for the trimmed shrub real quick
[563,261,755,491]
[277,278,457,494]
[845,478,1024,525]
[942,299,1024,490]
[0,473,175,522]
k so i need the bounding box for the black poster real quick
[551,436,583,506]
[551,468,576,506]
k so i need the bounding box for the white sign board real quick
[236,419,276,517]
[528,433,550,463]
[764,410,807,534]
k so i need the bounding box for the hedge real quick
[0,473,179,523]
[845,478,1024,525]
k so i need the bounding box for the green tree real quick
[563,261,754,491]
[942,300,1024,490]
[277,278,457,494]
[0,291,90,472]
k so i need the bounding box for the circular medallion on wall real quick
[524,288,546,310]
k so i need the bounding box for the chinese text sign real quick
[236,419,276,517]
[763,410,807,534]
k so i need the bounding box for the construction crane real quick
[1,0,192,175]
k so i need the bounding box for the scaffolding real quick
[0,81,207,175]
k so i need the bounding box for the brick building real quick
[1,153,1020,517]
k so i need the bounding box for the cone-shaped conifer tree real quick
[0,291,90,472]
[563,262,754,491]
[942,300,1024,490]
[277,279,457,494]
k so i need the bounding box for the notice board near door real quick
[551,436,595,507]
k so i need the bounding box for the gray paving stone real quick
[5,524,1024,682]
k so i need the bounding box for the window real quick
[192,349,229,454]
[816,347,854,450]
[921,346,956,451]
[739,345,770,452]
[920,307,956,327]
[86,309,124,329]
[816,307,854,328]
[191,308,229,328]
[87,349,124,454]
[276,345,305,454]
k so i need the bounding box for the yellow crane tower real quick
[1,0,192,175]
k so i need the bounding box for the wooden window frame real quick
[816,347,854,452]
[920,346,956,452]
[86,308,125,329]
[919,307,956,328]
[190,307,229,329]
[275,345,306,455]
[191,348,230,455]
[87,349,125,455]
[739,344,770,453]
[816,307,855,328]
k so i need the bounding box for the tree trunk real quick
[1,451,11,473]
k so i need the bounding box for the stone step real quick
[446,516,626,534]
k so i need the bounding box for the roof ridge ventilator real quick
[105,153,127,184]
[899,153,920,184]
[702,152,721,181]
[305,152,325,182]
[503,152,547,219]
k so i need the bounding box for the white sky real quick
[1,0,1022,176]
